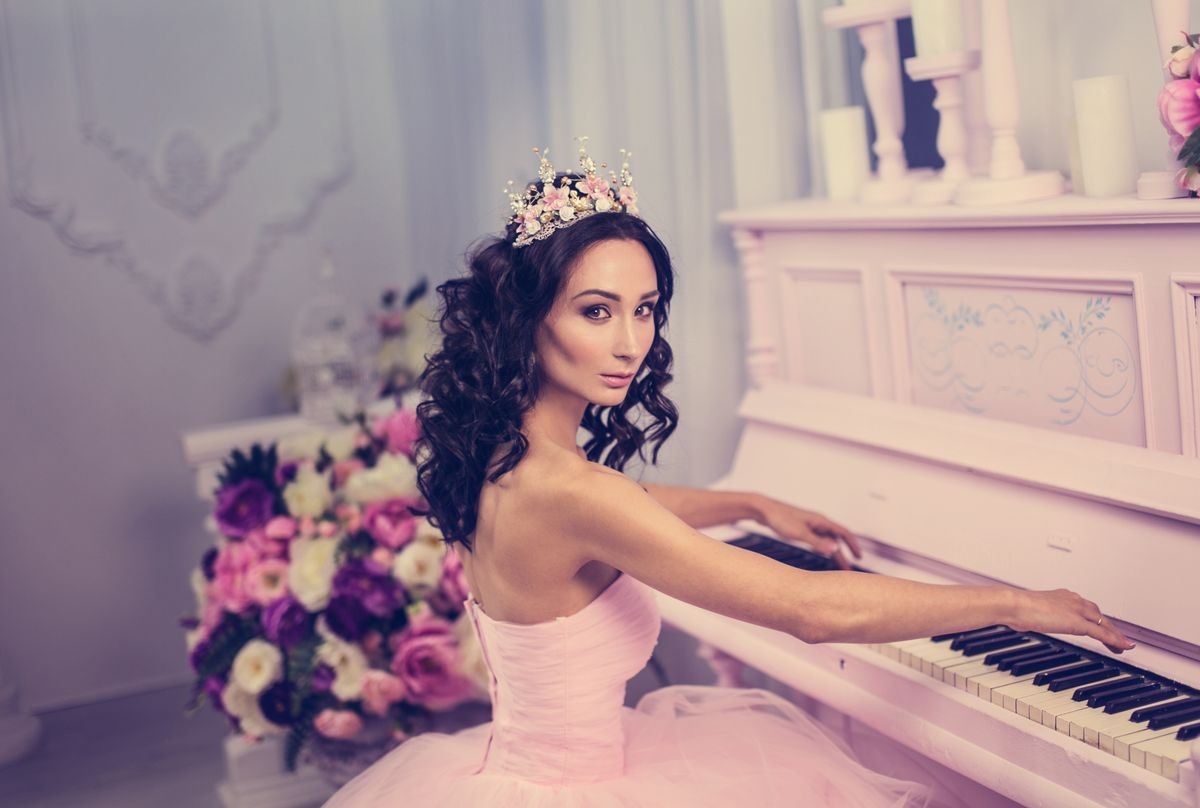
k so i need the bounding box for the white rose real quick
[203,513,219,535]
[324,425,360,463]
[231,639,284,695]
[558,205,575,222]
[222,681,286,738]
[452,612,491,700]
[412,517,444,548]
[315,630,369,701]
[342,452,418,504]
[277,431,327,462]
[1166,44,1196,79]
[283,464,332,519]
[392,538,445,594]
[287,536,340,611]
[594,196,612,213]
[524,218,541,235]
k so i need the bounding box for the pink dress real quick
[322,571,933,807]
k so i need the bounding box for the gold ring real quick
[1097,616,1103,625]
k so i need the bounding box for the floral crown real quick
[504,136,639,248]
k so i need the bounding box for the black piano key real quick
[1033,661,1104,686]
[1072,676,1143,702]
[935,625,1003,645]
[1131,696,1200,723]
[984,642,1051,666]
[961,635,1033,657]
[1049,668,1120,692]
[1148,705,1200,731]
[997,648,1063,671]
[1088,683,1159,709]
[1177,722,1200,741]
[1103,687,1179,715]
[1010,653,1083,677]
[950,627,1014,651]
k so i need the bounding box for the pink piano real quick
[654,196,1200,807]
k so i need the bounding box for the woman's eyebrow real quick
[571,289,660,302]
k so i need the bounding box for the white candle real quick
[819,106,871,201]
[911,0,965,58]
[1072,75,1138,198]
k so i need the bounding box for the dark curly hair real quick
[410,187,679,551]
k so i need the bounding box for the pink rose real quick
[362,498,419,550]
[245,528,286,559]
[246,558,290,605]
[372,409,422,458]
[360,670,407,716]
[1158,79,1200,144]
[425,548,471,614]
[335,502,363,534]
[388,613,473,711]
[211,541,256,612]
[313,709,364,739]
[331,459,365,490]
[264,516,297,541]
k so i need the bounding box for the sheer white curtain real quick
[384,0,834,485]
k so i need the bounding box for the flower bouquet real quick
[180,405,490,781]
[1159,31,1200,194]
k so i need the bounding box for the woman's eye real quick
[583,303,656,320]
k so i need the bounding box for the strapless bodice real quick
[463,572,661,786]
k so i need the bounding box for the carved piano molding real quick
[721,195,1200,457]
[1171,274,1200,458]
[0,0,353,342]
[885,269,1151,448]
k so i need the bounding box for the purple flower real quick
[333,560,400,618]
[261,596,312,648]
[203,675,226,713]
[312,663,335,693]
[188,637,211,673]
[275,461,300,487]
[259,681,295,727]
[200,547,219,581]
[325,595,370,642]
[214,479,275,538]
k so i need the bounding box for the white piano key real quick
[977,669,1040,702]
[1099,696,1195,754]
[946,659,995,690]
[880,638,928,662]
[992,678,1049,713]
[1132,733,1195,780]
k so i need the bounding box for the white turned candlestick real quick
[960,0,990,174]
[953,0,1063,204]
[911,0,965,57]
[1137,0,1190,199]
[905,51,979,204]
[819,106,872,200]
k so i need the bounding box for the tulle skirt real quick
[322,685,934,807]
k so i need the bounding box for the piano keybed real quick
[729,532,1200,783]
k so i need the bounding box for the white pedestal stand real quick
[215,733,335,808]
[0,659,40,768]
[823,0,923,204]
[1138,0,1191,200]
[954,0,1063,205]
[905,51,980,205]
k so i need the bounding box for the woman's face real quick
[534,238,660,406]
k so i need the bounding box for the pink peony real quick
[362,498,419,550]
[438,548,471,608]
[245,528,286,560]
[388,612,473,711]
[331,458,365,490]
[372,409,422,458]
[245,558,290,605]
[313,708,364,739]
[360,670,407,716]
[1158,79,1200,144]
[211,540,256,612]
[264,516,298,541]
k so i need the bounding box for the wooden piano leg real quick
[697,641,747,688]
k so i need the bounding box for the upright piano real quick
[654,196,1200,808]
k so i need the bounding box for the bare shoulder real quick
[552,470,812,639]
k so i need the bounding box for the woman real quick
[322,142,1134,807]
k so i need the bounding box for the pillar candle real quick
[819,106,871,201]
[1072,75,1138,198]
[911,0,965,57]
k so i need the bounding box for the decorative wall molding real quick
[1171,274,1200,458]
[67,0,280,219]
[0,0,354,342]
[884,266,1156,449]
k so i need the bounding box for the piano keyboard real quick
[729,532,1200,782]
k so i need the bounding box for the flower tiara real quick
[504,136,639,248]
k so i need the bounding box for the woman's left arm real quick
[643,482,862,570]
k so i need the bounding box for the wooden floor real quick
[0,683,229,808]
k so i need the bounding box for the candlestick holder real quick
[823,0,923,204]
[953,0,1063,205]
[904,50,980,204]
[1138,0,1190,199]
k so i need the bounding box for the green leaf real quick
[1178,126,1200,167]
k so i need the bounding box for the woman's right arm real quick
[555,470,1134,654]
